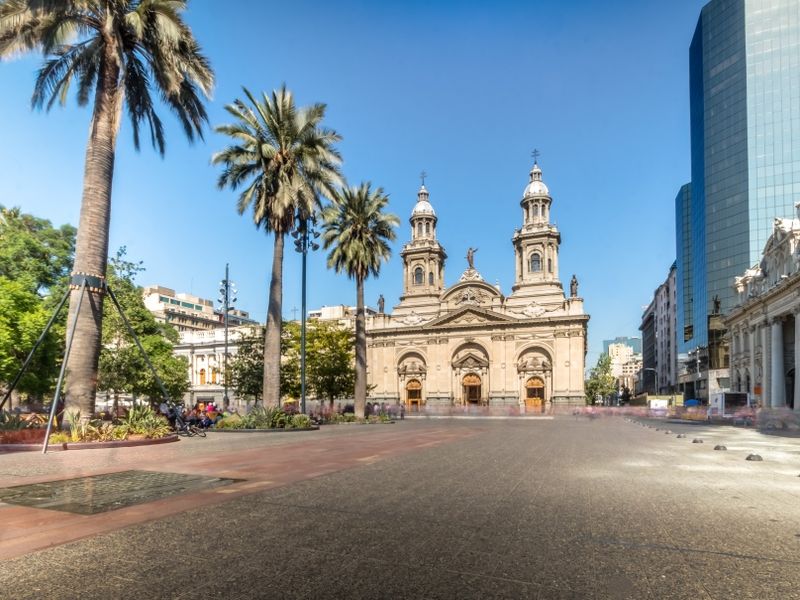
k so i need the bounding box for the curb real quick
[0,434,180,453]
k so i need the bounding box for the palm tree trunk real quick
[354,276,367,419]
[64,41,122,420]
[262,233,284,407]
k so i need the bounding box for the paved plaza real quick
[1,416,799,599]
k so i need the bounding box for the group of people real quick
[160,401,224,429]
[365,401,405,419]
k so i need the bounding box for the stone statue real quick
[466,247,478,270]
[377,294,385,314]
[570,274,578,298]
[712,294,721,314]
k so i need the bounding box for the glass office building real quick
[680,0,800,355]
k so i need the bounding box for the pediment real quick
[452,351,489,369]
[426,306,515,328]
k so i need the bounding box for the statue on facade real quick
[570,274,578,298]
[712,294,721,314]
[466,247,478,270]
[377,294,385,314]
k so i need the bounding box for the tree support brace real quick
[0,273,172,454]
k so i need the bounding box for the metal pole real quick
[300,222,308,415]
[223,262,229,410]
[42,280,87,454]
[0,287,70,412]
[106,286,170,402]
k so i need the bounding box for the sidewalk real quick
[0,422,477,560]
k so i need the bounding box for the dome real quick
[523,163,549,197]
[411,185,436,217]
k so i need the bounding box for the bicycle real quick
[171,407,206,438]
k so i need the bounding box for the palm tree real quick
[213,86,342,407]
[321,183,398,418]
[0,1,213,418]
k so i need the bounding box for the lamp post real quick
[218,263,237,410]
[292,217,320,414]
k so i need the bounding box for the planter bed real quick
[0,434,179,453]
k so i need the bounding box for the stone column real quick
[762,324,771,407]
[795,313,800,412]
[750,325,757,399]
[771,318,786,408]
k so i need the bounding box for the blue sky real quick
[0,0,707,368]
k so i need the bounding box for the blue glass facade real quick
[675,183,693,349]
[680,0,800,355]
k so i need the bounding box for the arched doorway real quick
[406,379,422,412]
[525,377,545,413]
[463,373,482,404]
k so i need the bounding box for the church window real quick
[529,253,541,272]
[548,258,552,273]
[414,267,424,285]
[199,368,206,385]
[417,223,422,237]
[533,205,539,217]
[428,271,434,285]
[425,222,430,235]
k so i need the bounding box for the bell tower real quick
[399,180,447,300]
[507,158,565,307]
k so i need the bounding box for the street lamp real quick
[218,263,237,410]
[292,216,320,414]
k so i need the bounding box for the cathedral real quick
[366,160,589,412]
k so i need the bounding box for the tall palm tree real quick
[0,0,213,418]
[213,86,342,407]
[321,183,398,418]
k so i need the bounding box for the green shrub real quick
[117,404,171,438]
[289,414,312,429]
[48,431,70,444]
[216,414,246,429]
[0,411,32,430]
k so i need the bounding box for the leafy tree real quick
[0,277,61,403]
[585,353,616,405]
[97,249,188,409]
[1,0,214,418]
[0,205,75,295]
[321,183,398,418]
[305,320,355,406]
[213,85,342,407]
[280,321,301,401]
[0,206,75,406]
[227,326,266,404]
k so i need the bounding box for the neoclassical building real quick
[366,161,589,412]
[726,207,800,411]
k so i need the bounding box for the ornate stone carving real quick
[459,268,484,282]
[517,301,546,318]
[455,287,487,306]
[401,311,427,326]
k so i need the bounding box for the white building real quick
[143,285,257,333]
[726,207,800,411]
[173,326,258,409]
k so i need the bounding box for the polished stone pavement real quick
[1,416,799,599]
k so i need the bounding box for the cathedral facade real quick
[366,161,589,412]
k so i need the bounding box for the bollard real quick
[714,445,727,451]
[746,454,763,461]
